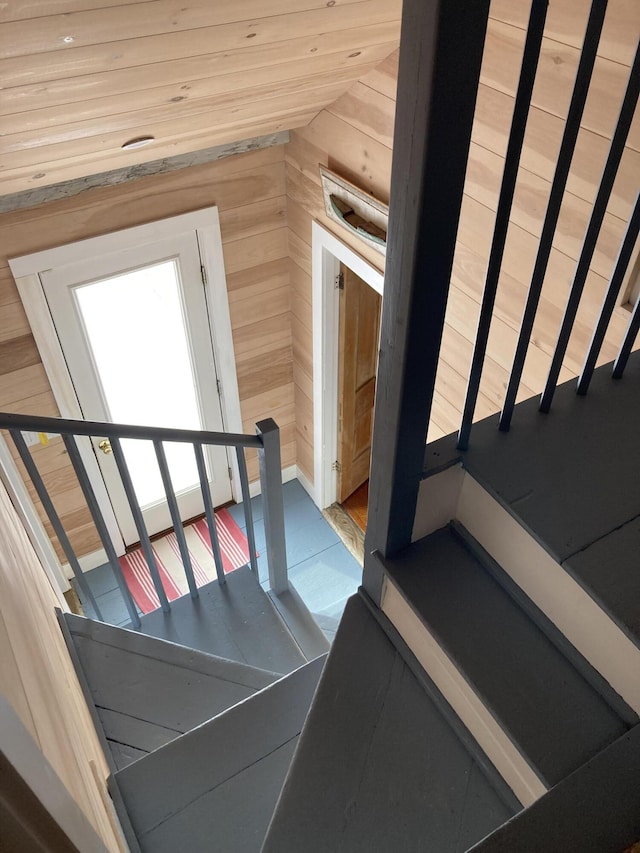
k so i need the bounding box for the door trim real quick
[311,222,384,509]
[9,207,243,568]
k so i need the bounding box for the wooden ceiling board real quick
[2,64,379,150]
[0,112,318,196]
[0,0,400,86]
[0,36,397,116]
[1,79,358,169]
[3,0,388,57]
[0,0,401,196]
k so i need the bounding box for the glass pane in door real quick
[74,260,202,509]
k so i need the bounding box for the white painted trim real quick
[412,464,465,542]
[60,547,110,579]
[295,466,315,503]
[311,221,384,510]
[247,463,298,499]
[457,473,640,714]
[196,220,244,503]
[13,270,127,556]
[9,208,223,276]
[9,207,240,559]
[0,436,69,596]
[382,576,547,807]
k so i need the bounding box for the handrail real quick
[0,411,288,630]
[0,411,262,448]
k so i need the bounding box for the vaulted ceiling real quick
[0,0,402,199]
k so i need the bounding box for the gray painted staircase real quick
[134,564,328,671]
[425,350,640,651]
[111,654,326,853]
[263,594,521,852]
[263,524,639,850]
[61,612,282,771]
[383,522,637,788]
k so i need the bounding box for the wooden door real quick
[337,264,382,503]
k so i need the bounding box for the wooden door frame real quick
[9,207,244,573]
[311,222,384,509]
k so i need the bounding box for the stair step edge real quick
[111,655,326,838]
[378,528,632,790]
[64,611,282,686]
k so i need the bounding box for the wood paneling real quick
[0,145,295,560]
[0,1,401,194]
[0,480,122,851]
[286,0,638,483]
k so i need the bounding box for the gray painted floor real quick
[75,480,362,643]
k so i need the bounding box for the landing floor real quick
[76,480,362,643]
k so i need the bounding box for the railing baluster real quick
[235,446,259,577]
[458,0,548,451]
[499,0,608,432]
[541,41,640,411]
[110,436,170,613]
[193,442,226,585]
[578,192,640,392]
[9,429,103,622]
[61,434,140,629]
[256,419,288,595]
[153,440,198,599]
[612,290,640,380]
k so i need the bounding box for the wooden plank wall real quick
[0,478,122,850]
[0,145,293,559]
[286,0,639,482]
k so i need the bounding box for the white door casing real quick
[9,208,243,561]
[311,221,384,509]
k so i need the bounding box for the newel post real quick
[256,418,288,594]
[364,0,490,604]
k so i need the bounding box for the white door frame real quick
[311,221,384,509]
[9,207,243,570]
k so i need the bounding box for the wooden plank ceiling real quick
[0,0,401,197]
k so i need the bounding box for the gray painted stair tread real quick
[425,351,640,565]
[64,611,281,762]
[563,516,640,646]
[113,654,325,853]
[136,565,307,672]
[140,739,298,853]
[71,633,275,732]
[98,708,180,753]
[65,611,281,686]
[110,742,148,772]
[263,596,518,853]
[387,527,631,786]
[468,725,640,853]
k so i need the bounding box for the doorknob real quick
[98,439,112,454]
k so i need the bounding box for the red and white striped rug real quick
[119,508,253,614]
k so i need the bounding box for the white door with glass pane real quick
[41,230,232,548]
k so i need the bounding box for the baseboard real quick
[247,464,299,499]
[63,547,110,579]
[295,466,315,503]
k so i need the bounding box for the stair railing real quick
[0,412,288,630]
[364,0,640,604]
